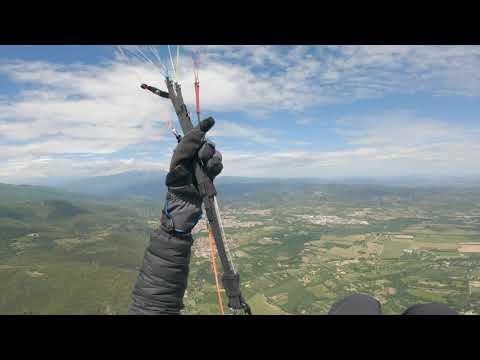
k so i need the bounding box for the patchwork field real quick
[2,181,480,315]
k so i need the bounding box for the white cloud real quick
[1,46,480,182]
[209,121,277,144]
[2,109,479,182]
[0,60,173,158]
[295,117,317,125]
[335,110,479,147]
[217,111,480,178]
[0,155,169,184]
[188,45,480,103]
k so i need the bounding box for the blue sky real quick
[0,45,479,183]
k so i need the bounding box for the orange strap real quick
[207,227,225,315]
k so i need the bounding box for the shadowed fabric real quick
[328,293,382,315]
[128,227,193,315]
[402,303,458,315]
[328,293,458,315]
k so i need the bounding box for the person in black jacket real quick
[128,118,458,315]
[128,118,222,315]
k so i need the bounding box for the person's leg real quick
[402,303,458,315]
[328,293,382,315]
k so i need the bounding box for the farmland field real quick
[1,181,480,314]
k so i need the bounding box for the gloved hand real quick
[161,117,223,235]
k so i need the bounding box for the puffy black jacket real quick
[128,221,194,315]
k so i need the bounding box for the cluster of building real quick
[297,215,369,226]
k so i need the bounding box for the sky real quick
[0,45,479,184]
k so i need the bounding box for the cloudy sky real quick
[0,45,479,183]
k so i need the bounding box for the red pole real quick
[195,81,200,115]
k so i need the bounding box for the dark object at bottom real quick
[402,303,458,315]
[328,293,458,315]
[329,294,382,315]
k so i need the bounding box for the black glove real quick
[161,117,223,235]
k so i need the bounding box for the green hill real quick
[0,183,153,314]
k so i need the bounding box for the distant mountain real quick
[48,172,305,200]
[0,182,91,203]
[51,172,322,200]
[11,171,480,201]
[56,171,168,199]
